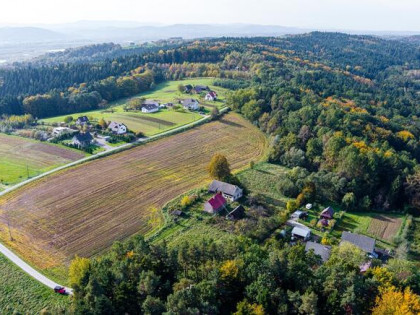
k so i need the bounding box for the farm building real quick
[341,231,377,256]
[76,116,89,125]
[204,193,227,214]
[208,180,243,201]
[291,226,311,241]
[290,210,308,220]
[182,98,200,111]
[193,85,209,93]
[108,122,127,135]
[226,205,245,220]
[305,241,331,262]
[320,206,334,219]
[205,91,217,101]
[71,132,93,148]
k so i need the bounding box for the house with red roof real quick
[205,91,218,101]
[204,193,227,214]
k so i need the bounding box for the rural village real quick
[0,32,419,314]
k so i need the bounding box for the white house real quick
[182,98,200,111]
[208,180,243,201]
[141,100,160,113]
[108,122,127,135]
[52,127,73,137]
[205,91,217,101]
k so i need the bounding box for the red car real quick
[54,286,67,295]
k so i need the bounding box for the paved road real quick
[0,243,73,294]
[0,114,212,292]
[0,115,210,198]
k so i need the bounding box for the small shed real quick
[291,226,311,241]
[226,205,245,220]
[320,206,334,220]
[291,210,308,220]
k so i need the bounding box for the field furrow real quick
[0,113,266,269]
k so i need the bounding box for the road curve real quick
[0,243,73,294]
[0,113,215,293]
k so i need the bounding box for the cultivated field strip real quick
[0,114,266,267]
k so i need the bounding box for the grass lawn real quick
[0,133,86,186]
[40,78,227,136]
[332,211,406,247]
[149,187,236,248]
[0,253,69,314]
[236,162,292,208]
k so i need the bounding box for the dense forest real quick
[2,32,420,313]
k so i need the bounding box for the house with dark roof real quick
[320,206,334,220]
[193,85,209,93]
[341,231,376,255]
[204,193,227,214]
[209,180,243,201]
[184,84,193,93]
[141,100,160,113]
[108,122,127,135]
[182,98,200,111]
[305,241,331,262]
[71,132,93,148]
[76,116,89,125]
[226,205,245,220]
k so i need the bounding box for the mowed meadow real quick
[0,113,266,272]
[40,78,225,136]
[0,133,85,188]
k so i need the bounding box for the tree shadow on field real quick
[373,215,394,222]
[219,119,244,128]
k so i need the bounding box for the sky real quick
[1,0,419,32]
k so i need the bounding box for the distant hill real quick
[0,27,66,43]
[53,23,309,42]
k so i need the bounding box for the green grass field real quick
[0,253,69,314]
[41,78,227,136]
[332,212,405,247]
[237,162,292,208]
[0,133,85,187]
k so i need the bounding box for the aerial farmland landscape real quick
[0,0,420,314]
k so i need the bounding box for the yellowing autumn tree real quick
[396,130,415,142]
[69,256,91,287]
[372,286,420,315]
[220,260,240,280]
[208,153,231,180]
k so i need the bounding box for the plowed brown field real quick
[0,114,266,269]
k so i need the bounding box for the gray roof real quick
[341,231,375,253]
[142,103,159,111]
[321,206,334,217]
[142,100,159,107]
[305,241,331,262]
[291,226,311,238]
[73,132,93,142]
[182,98,199,107]
[209,180,242,196]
